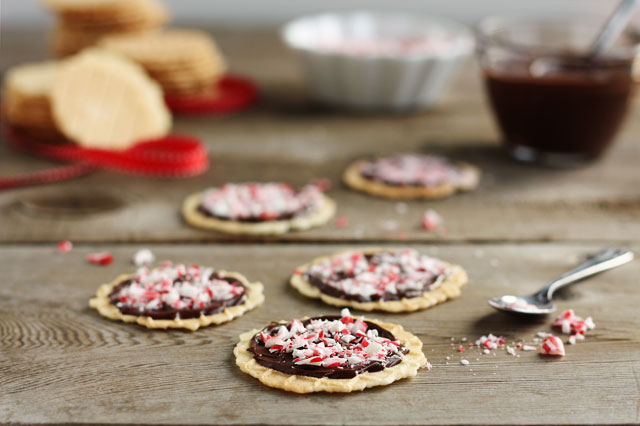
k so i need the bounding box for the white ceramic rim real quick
[281,10,475,61]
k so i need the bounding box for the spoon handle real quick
[539,249,634,301]
[591,0,640,57]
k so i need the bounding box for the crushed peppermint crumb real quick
[312,177,332,192]
[483,349,490,355]
[475,334,505,350]
[112,262,245,313]
[335,216,348,229]
[87,252,113,266]
[457,345,465,352]
[57,240,73,253]
[540,335,565,356]
[460,359,470,366]
[132,249,155,266]
[537,331,553,339]
[506,346,517,356]
[552,309,595,342]
[424,361,433,371]
[421,209,445,234]
[303,249,453,302]
[522,345,537,351]
[395,202,408,215]
[254,308,406,370]
[200,182,324,221]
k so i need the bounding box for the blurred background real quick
[0,0,627,28]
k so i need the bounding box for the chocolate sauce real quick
[485,55,636,157]
[197,205,298,222]
[248,316,408,379]
[306,254,439,302]
[108,274,246,319]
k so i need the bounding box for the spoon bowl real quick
[488,248,633,316]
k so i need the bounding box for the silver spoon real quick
[530,0,640,77]
[489,248,634,315]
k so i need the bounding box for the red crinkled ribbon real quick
[1,129,210,189]
[165,75,259,115]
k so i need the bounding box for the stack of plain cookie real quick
[100,29,227,97]
[2,50,171,150]
[43,0,169,57]
[2,62,65,141]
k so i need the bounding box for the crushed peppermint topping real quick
[87,252,113,266]
[111,263,245,313]
[199,183,324,221]
[57,240,73,253]
[255,308,406,370]
[304,249,452,302]
[421,209,445,234]
[475,334,505,350]
[360,154,477,187]
[552,309,595,339]
[132,248,155,266]
[540,335,565,356]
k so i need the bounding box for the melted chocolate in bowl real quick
[486,55,636,161]
[249,316,408,379]
[108,274,247,319]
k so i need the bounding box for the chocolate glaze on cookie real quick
[109,273,246,320]
[249,315,408,379]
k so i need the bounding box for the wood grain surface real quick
[1,27,640,426]
[1,244,639,425]
[1,29,639,243]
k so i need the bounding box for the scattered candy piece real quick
[335,216,348,229]
[424,361,433,371]
[57,240,73,253]
[312,178,332,192]
[87,252,114,266]
[552,309,595,339]
[460,359,470,366]
[522,345,537,351]
[537,331,553,339]
[475,334,504,350]
[395,202,408,215]
[457,345,465,352]
[421,209,444,233]
[540,335,565,356]
[132,248,155,266]
[506,346,517,356]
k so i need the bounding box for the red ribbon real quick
[165,75,259,115]
[1,129,210,189]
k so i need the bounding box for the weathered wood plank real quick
[1,29,640,243]
[1,243,638,425]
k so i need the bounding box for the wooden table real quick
[1,28,639,425]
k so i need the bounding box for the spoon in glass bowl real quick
[489,248,634,315]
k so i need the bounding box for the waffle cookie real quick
[343,153,480,199]
[100,29,227,96]
[89,262,264,331]
[43,0,168,57]
[50,49,171,149]
[1,61,66,141]
[235,308,427,393]
[291,248,468,312]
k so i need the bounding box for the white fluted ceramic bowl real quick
[282,11,474,112]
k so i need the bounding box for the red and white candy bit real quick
[475,334,505,350]
[421,209,445,235]
[360,154,478,187]
[87,252,113,266]
[335,216,348,229]
[57,240,73,253]
[552,309,595,339]
[257,308,405,370]
[132,249,155,267]
[305,249,452,302]
[112,263,244,313]
[199,182,324,221]
[540,335,565,356]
